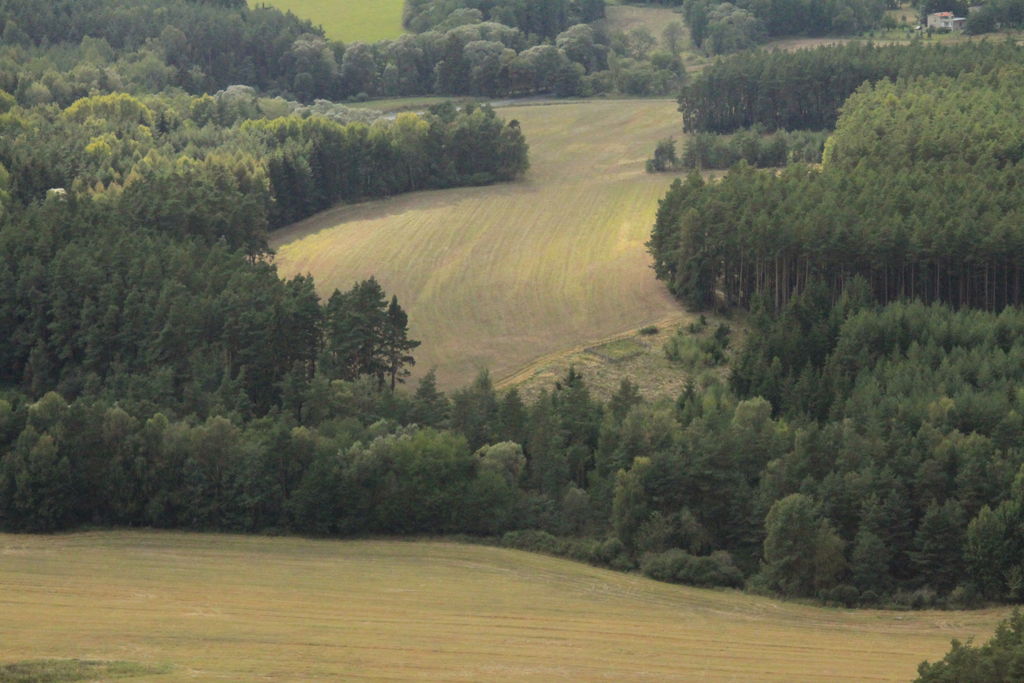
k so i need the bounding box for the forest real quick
[6,0,1024,615]
[0,0,683,101]
[683,0,886,55]
[0,91,527,252]
[402,0,606,37]
[640,40,1024,608]
[678,41,1024,133]
[652,67,1024,311]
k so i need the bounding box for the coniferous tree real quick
[383,295,420,390]
[913,499,966,593]
[411,369,449,428]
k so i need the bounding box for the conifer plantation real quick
[647,42,1024,611]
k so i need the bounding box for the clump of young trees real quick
[647,129,827,172]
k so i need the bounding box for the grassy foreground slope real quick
[249,0,405,42]
[271,100,685,388]
[0,532,1005,681]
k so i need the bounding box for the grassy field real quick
[601,3,686,38]
[250,0,405,42]
[0,531,1006,681]
[499,316,727,402]
[271,99,686,389]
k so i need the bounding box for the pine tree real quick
[412,369,449,428]
[913,499,966,593]
[382,295,420,390]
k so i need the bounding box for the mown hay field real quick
[271,99,686,388]
[0,531,1006,681]
[249,0,405,42]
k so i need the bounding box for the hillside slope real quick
[249,0,405,42]
[271,99,686,388]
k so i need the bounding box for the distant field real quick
[0,532,1006,681]
[271,99,686,389]
[601,3,686,39]
[251,0,405,42]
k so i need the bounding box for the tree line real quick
[6,192,1024,607]
[632,32,1024,607]
[0,0,682,104]
[684,0,887,56]
[0,196,423,419]
[403,0,606,38]
[0,90,528,255]
[10,291,1024,607]
[965,0,1024,34]
[647,127,827,172]
[678,40,1024,133]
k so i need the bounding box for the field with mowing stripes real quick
[0,532,1006,680]
[271,99,687,389]
[250,0,405,42]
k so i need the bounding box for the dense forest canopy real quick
[638,46,1024,608]
[653,65,1024,311]
[678,41,1024,133]
[684,0,887,55]
[647,127,828,171]
[7,0,1024,623]
[403,0,606,36]
[0,0,679,103]
[0,1,529,533]
[0,90,528,250]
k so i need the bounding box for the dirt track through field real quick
[270,99,686,388]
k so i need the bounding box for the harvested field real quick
[271,99,686,389]
[0,532,1006,681]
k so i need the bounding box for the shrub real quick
[640,548,744,588]
[596,537,626,564]
[664,324,729,368]
[501,529,562,555]
[819,584,860,607]
[947,584,982,610]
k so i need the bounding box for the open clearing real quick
[0,531,1006,681]
[601,3,685,38]
[271,99,686,389]
[499,314,739,403]
[250,0,405,43]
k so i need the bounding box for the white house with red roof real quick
[927,11,966,29]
